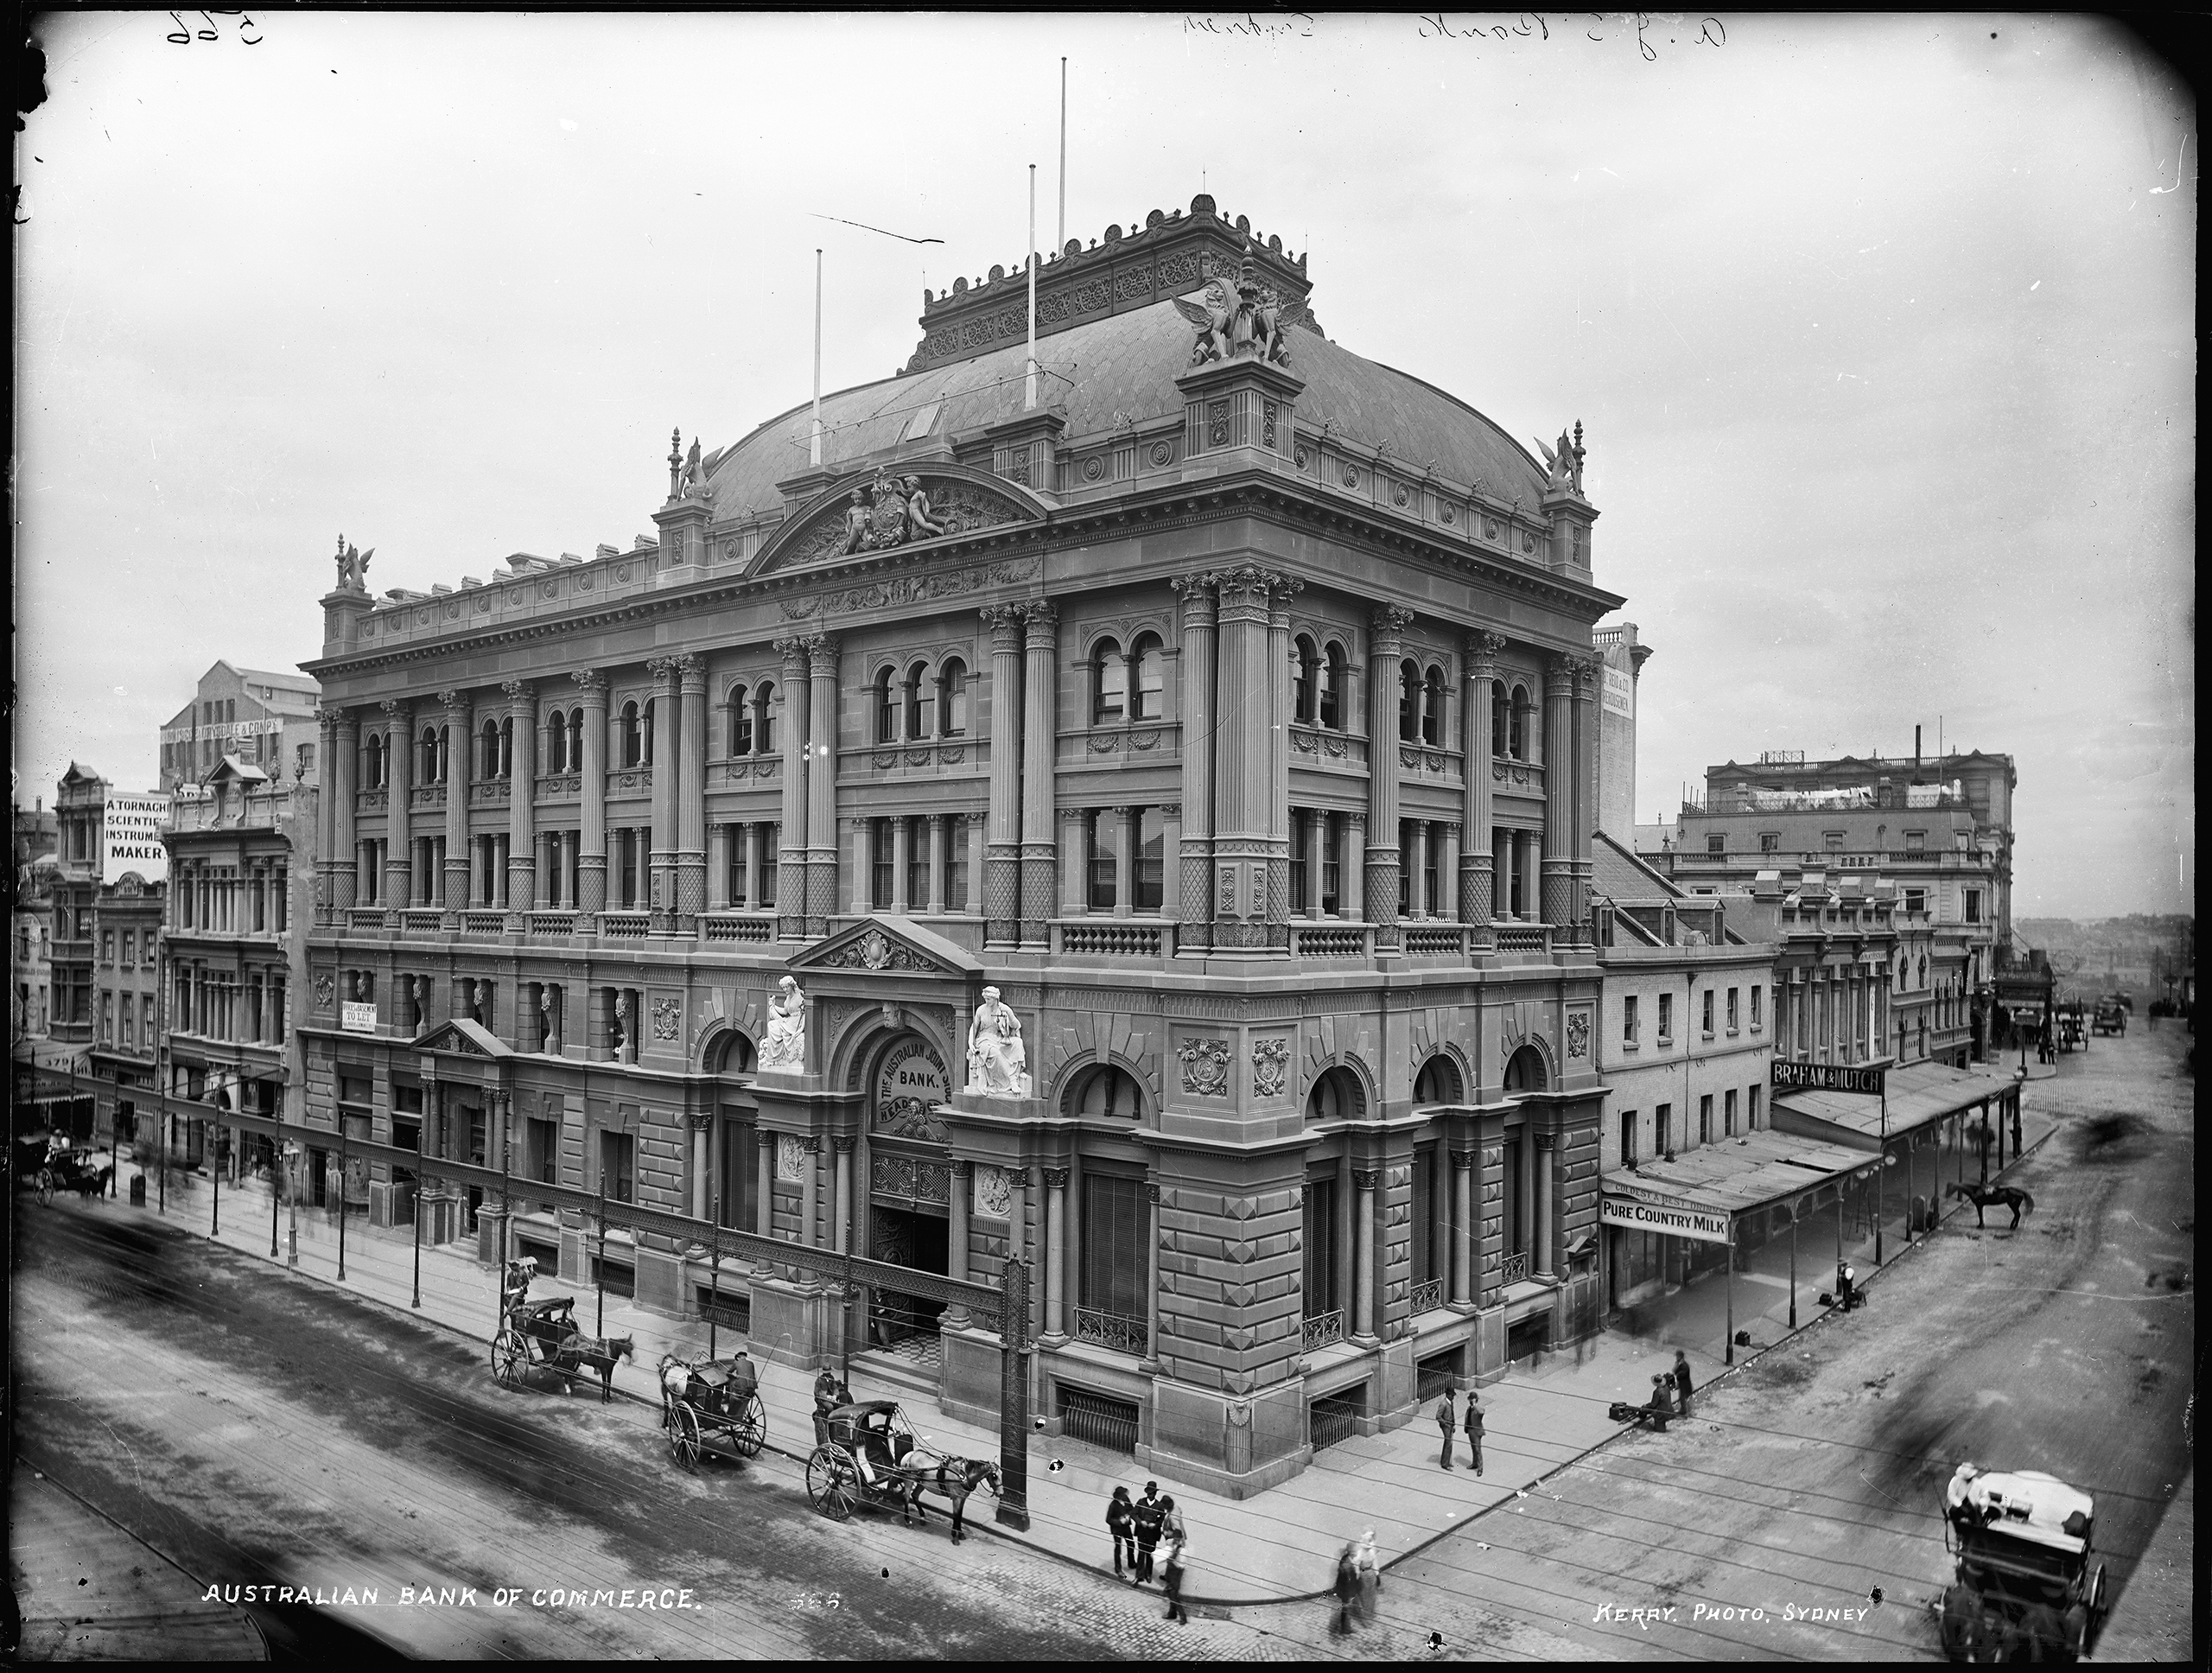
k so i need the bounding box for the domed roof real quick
[703,294,1548,519]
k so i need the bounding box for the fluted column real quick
[644,657,680,931]
[1266,580,1300,949]
[772,637,810,940]
[1541,658,1575,929]
[676,654,707,926]
[1211,568,1281,953]
[1450,1147,1474,1307]
[1462,631,1504,943]
[981,606,1026,945]
[944,1161,972,1328]
[1570,654,1598,944]
[502,682,537,923]
[1366,607,1413,952]
[804,634,840,938]
[382,700,412,925]
[1352,1167,1379,1343]
[1018,602,1058,945]
[328,707,360,915]
[571,671,608,914]
[1041,1166,1069,1343]
[440,691,471,927]
[314,709,339,924]
[1408,820,1429,917]
[890,817,913,913]
[1170,576,1217,950]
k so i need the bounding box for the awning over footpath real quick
[1770,1059,2019,1152]
[1602,1129,1878,1243]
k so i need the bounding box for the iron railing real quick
[1500,1251,1530,1286]
[1071,1305,1147,1357]
[1411,1278,1446,1314]
[1309,1391,1363,1452]
[1301,1308,1346,1352]
[1058,1387,1141,1456]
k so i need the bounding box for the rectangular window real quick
[1725,1088,1738,1137]
[599,1129,634,1203]
[1825,830,1845,851]
[1964,889,1982,925]
[1086,811,1116,911]
[1288,811,1310,914]
[1320,814,1342,915]
[1398,821,1414,915]
[1410,1147,1435,1289]
[1623,994,1638,1044]
[1751,985,1763,1030]
[1302,1177,1338,1324]
[1698,1094,1713,1145]
[946,823,969,913]
[1748,1085,1762,1129]
[1760,831,1779,854]
[1619,1110,1637,1167]
[101,930,114,964]
[905,818,927,911]
[870,818,893,908]
[619,830,639,910]
[99,992,114,1040]
[1903,887,1926,914]
[1727,988,1739,1032]
[1905,830,1926,851]
[1655,1103,1671,1155]
[1702,989,1715,1036]
[1135,807,1164,913]
[1080,1172,1146,1320]
[526,1117,556,1186]
[759,824,780,908]
[1658,991,1674,1043]
[1707,833,1726,854]
[725,826,747,907]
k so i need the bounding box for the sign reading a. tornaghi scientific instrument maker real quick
[102,795,170,884]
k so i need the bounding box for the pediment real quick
[750,464,1046,579]
[788,915,983,980]
[410,1018,515,1059]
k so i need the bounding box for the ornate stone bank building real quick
[302,197,1621,1496]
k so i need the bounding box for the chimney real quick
[1913,726,1922,780]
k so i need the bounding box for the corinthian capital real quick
[569,668,607,695]
[772,635,810,671]
[645,655,680,682]
[1464,630,1509,675]
[378,697,409,722]
[437,688,469,715]
[499,679,533,706]
[802,633,840,663]
[1370,605,1415,653]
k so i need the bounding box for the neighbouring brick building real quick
[299,195,1623,1497]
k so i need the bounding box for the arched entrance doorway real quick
[866,1033,954,1358]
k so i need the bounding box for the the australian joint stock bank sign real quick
[101,795,170,885]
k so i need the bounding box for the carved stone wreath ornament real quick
[1179,1038,1231,1097]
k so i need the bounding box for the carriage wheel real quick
[670,1402,703,1473]
[36,1168,54,1206]
[2090,1562,2108,1620]
[806,1443,859,1521]
[732,1391,766,1459]
[491,1329,525,1389]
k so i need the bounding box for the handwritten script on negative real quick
[1416,13,1727,60]
[168,10,263,46]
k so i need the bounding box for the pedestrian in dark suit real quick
[1106,1485,1137,1579]
[1131,1481,1165,1584]
[1463,1392,1485,1476]
[1673,1350,1694,1420]
[1332,1544,1359,1635]
[1434,1390,1457,1470]
[1159,1499,1189,1624]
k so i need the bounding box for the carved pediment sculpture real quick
[774,472,1030,573]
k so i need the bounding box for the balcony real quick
[1293,924,1370,958]
[1070,1305,1147,1357]
[528,911,577,938]
[599,913,652,939]
[347,908,385,930]
[701,913,775,944]
[1499,1250,1530,1287]
[1402,923,1466,957]
[1491,923,1554,961]
[1288,725,1367,767]
[1411,1277,1446,1314]
[402,909,443,933]
[461,911,506,934]
[1491,759,1544,797]
[1300,1309,1346,1352]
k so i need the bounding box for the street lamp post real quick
[1874,1086,1888,1265]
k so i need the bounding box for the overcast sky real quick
[15,12,2195,918]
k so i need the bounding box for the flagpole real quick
[1026,166,1039,410]
[1057,57,1067,255]
[810,248,824,468]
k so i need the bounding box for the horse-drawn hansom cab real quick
[804,1399,999,1543]
[658,1351,767,1470]
[1938,1463,2108,1661]
[490,1257,634,1401]
[14,1131,114,1205]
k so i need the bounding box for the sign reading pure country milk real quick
[102,795,170,884]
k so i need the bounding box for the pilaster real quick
[1365,607,1414,954]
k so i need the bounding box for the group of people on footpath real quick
[1104,1481,1190,1623]
[1330,1530,1383,1636]
[1430,1387,1486,1473]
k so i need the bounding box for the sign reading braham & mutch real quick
[1771,1059,1886,1096]
[1600,1196,1732,1244]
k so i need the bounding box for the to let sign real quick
[1772,1059,1886,1096]
[1600,1195,1732,1245]
[340,1002,378,1034]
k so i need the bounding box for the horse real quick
[565,1333,634,1402]
[1947,1180,2035,1230]
[898,1457,1001,1544]
[73,1165,115,1204]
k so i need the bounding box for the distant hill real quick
[2019,915,2194,1003]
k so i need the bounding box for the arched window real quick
[1305,1066,1365,1123]
[1399,659,1421,741]
[1319,642,1346,730]
[709,1030,756,1077]
[479,718,500,781]
[874,668,899,744]
[363,733,385,790]
[1422,664,1447,747]
[641,697,655,767]
[566,708,582,769]
[905,661,934,740]
[1509,684,1531,760]
[1294,634,1320,725]
[1092,637,1126,725]
[1503,1044,1547,1092]
[1069,1064,1144,1119]
[938,659,969,737]
[1130,633,1164,722]
[1491,680,1510,757]
[546,709,569,773]
[435,725,451,783]
[1413,1054,1464,1104]
[753,682,777,754]
[498,716,515,779]
[727,684,753,756]
[619,701,642,767]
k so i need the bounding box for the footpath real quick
[85,1088,2061,1610]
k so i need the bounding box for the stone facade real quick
[299,196,1620,1497]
